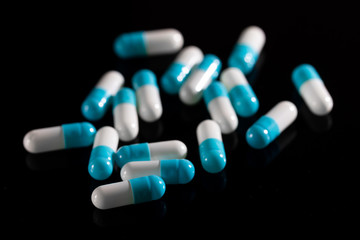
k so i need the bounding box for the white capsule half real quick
[132,69,163,122]
[203,81,238,134]
[113,87,139,142]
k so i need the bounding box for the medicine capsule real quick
[88,126,119,180]
[161,46,204,95]
[220,67,259,117]
[179,54,222,105]
[121,159,195,184]
[114,28,184,58]
[116,140,187,167]
[228,26,266,75]
[292,64,333,116]
[203,81,238,134]
[246,101,297,149]
[91,175,166,210]
[23,122,96,153]
[132,69,163,122]
[113,87,139,142]
[81,71,124,121]
[196,120,226,173]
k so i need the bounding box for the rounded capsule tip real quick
[80,122,97,146]
[178,160,195,184]
[246,124,271,149]
[201,150,226,174]
[148,175,166,200]
[81,99,103,121]
[88,158,113,181]
[115,145,131,168]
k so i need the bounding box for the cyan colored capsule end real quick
[62,122,96,148]
[113,87,136,109]
[88,146,114,180]
[161,63,188,95]
[203,81,228,107]
[229,85,259,117]
[81,88,110,121]
[246,116,280,149]
[292,63,322,91]
[113,31,147,58]
[129,175,166,204]
[177,160,195,184]
[198,54,222,79]
[160,159,195,184]
[132,69,158,90]
[115,143,151,167]
[228,44,258,75]
[199,138,226,173]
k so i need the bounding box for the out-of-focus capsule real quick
[88,126,119,180]
[81,71,124,121]
[116,140,187,167]
[161,46,204,95]
[121,159,195,184]
[91,175,166,210]
[228,26,265,75]
[292,64,333,116]
[179,54,222,105]
[114,28,184,58]
[203,81,238,134]
[246,101,297,149]
[196,120,226,173]
[23,122,96,153]
[220,67,259,117]
[113,87,139,142]
[132,69,163,122]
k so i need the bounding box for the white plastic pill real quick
[203,81,238,134]
[23,122,96,153]
[196,120,226,173]
[88,126,119,180]
[292,64,333,116]
[91,175,166,210]
[132,69,163,122]
[116,140,187,167]
[114,28,184,58]
[161,46,204,94]
[113,87,139,142]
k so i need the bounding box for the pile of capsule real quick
[23,27,333,210]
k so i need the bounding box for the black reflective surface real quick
[5,2,359,230]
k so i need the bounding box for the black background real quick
[3,2,359,230]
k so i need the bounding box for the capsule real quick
[88,126,119,180]
[292,64,333,116]
[81,71,124,121]
[23,122,96,153]
[220,67,259,117]
[161,46,204,95]
[179,54,222,105]
[203,81,238,134]
[228,26,266,75]
[114,28,184,58]
[113,87,139,142]
[116,140,187,167]
[196,120,226,173]
[246,101,297,149]
[91,175,166,210]
[132,69,163,122]
[121,159,195,184]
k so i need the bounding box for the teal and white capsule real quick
[132,69,163,122]
[220,67,259,117]
[114,28,184,58]
[88,126,119,180]
[228,26,266,75]
[23,122,96,153]
[246,101,297,149]
[179,54,222,105]
[121,159,195,184]
[113,87,139,142]
[116,140,187,168]
[196,120,226,173]
[81,71,124,121]
[161,46,204,95]
[91,175,166,210]
[203,81,238,134]
[292,64,333,116]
